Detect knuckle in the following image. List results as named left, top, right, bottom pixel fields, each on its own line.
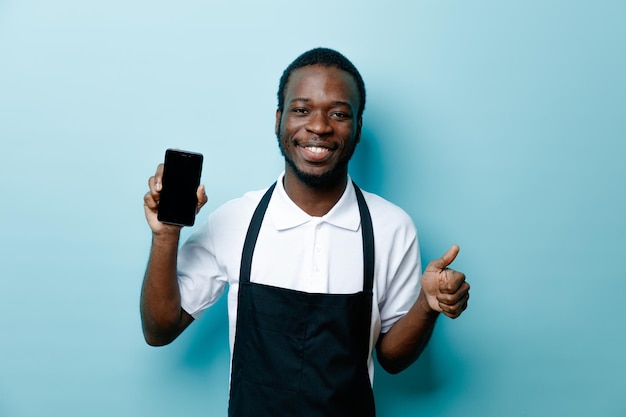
left=144, top=193, right=158, bottom=209
left=439, top=294, right=454, bottom=305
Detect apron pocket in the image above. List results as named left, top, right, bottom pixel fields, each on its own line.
left=242, top=309, right=307, bottom=392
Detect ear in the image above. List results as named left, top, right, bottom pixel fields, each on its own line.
left=275, top=109, right=282, bottom=136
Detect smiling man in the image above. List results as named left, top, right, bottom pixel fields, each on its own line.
left=141, top=48, right=470, bottom=417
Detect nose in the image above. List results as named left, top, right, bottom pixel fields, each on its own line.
left=306, top=111, right=333, bottom=136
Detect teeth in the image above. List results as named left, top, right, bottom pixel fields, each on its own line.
left=306, top=146, right=327, bottom=154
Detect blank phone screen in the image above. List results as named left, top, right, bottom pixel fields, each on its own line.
left=157, top=149, right=203, bottom=226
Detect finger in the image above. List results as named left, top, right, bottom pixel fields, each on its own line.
left=154, top=163, right=164, bottom=192
left=438, top=281, right=470, bottom=304
left=196, top=184, right=207, bottom=213
left=148, top=175, right=157, bottom=194
left=144, top=191, right=158, bottom=211
left=426, top=244, right=460, bottom=272
left=439, top=292, right=469, bottom=319
left=147, top=164, right=165, bottom=193
left=439, top=270, right=467, bottom=294
left=147, top=164, right=165, bottom=197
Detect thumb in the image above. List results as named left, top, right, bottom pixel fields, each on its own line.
left=426, top=245, right=460, bottom=271
left=196, top=184, right=208, bottom=213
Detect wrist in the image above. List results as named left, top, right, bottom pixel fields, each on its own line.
left=152, top=228, right=181, bottom=246
left=416, top=290, right=440, bottom=319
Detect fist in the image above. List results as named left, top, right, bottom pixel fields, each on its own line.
left=421, top=245, right=470, bottom=319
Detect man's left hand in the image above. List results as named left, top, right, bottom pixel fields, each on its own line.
left=421, top=245, right=470, bottom=319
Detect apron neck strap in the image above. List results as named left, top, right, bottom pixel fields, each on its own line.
left=352, top=181, right=375, bottom=294
left=239, top=182, right=277, bottom=285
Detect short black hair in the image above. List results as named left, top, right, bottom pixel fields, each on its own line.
left=277, top=47, right=366, bottom=120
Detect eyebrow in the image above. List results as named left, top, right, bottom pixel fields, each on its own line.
left=289, top=98, right=353, bottom=108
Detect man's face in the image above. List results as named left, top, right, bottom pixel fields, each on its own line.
left=276, top=65, right=362, bottom=187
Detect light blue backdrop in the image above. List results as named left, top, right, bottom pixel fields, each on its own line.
left=1, top=1, right=624, bottom=416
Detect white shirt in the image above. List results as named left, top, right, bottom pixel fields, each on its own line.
left=177, top=173, right=422, bottom=382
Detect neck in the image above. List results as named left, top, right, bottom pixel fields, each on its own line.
left=283, top=169, right=348, bottom=217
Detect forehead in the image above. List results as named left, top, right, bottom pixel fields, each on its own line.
left=285, top=65, right=360, bottom=106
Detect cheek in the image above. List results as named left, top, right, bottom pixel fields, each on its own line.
left=280, top=119, right=302, bottom=142
left=277, top=128, right=293, bottom=152
left=339, top=126, right=358, bottom=147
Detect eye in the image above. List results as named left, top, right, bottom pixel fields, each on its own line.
left=331, top=111, right=351, bottom=120
left=292, top=107, right=308, bottom=114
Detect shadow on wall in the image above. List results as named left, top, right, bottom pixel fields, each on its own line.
left=374, top=345, right=442, bottom=408
left=350, top=127, right=386, bottom=195
left=178, top=296, right=230, bottom=373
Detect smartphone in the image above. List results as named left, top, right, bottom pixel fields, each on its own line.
left=157, top=149, right=204, bottom=227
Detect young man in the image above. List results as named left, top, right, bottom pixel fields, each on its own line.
left=141, top=48, right=470, bottom=417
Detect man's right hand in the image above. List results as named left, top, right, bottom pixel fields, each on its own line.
left=143, top=163, right=208, bottom=235
left=141, top=163, right=204, bottom=346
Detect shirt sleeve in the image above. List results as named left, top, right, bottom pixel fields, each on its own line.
left=177, top=214, right=228, bottom=319
left=374, top=202, right=422, bottom=334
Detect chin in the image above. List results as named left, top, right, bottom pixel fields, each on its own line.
left=288, top=161, right=346, bottom=188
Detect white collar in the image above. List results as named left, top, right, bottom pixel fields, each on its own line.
left=268, top=172, right=361, bottom=232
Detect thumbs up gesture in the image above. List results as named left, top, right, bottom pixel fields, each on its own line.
left=421, top=245, right=470, bottom=319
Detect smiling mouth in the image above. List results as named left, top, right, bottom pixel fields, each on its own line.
left=298, top=144, right=334, bottom=162
left=305, top=146, right=329, bottom=154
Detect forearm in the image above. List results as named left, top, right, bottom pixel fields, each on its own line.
left=140, top=231, right=189, bottom=346
left=376, top=290, right=440, bottom=374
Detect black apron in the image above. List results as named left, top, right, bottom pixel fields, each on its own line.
left=228, top=182, right=376, bottom=417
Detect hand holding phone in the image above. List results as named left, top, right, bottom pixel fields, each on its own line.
left=157, top=149, right=204, bottom=227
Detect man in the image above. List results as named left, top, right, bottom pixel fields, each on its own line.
left=141, top=47, right=470, bottom=417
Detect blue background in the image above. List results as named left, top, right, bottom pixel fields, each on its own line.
left=1, top=1, right=625, bottom=416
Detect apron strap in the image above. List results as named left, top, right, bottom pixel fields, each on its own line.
left=239, top=182, right=276, bottom=285
left=352, top=181, right=375, bottom=294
